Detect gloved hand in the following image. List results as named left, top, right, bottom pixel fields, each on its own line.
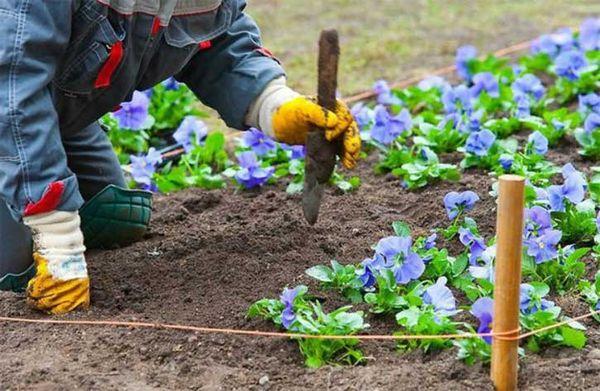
left=24, top=210, right=89, bottom=314
left=272, top=96, right=361, bottom=169
left=245, top=77, right=361, bottom=169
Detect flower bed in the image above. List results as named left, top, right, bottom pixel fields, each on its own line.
left=1, top=18, right=600, bottom=391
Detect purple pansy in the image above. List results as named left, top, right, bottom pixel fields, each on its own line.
left=443, top=190, right=480, bottom=220
left=524, top=229, right=562, bottom=264
left=499, top=154, right=514, bottom=171
left=547, top=174, right=585, bottom=212
left=442, top=85, right=473, bottom=114
left=113, top=91, right=150, bottom=130
left=470, top=72, right=499, bottom=98
left=456, top=45, right=477, bottom=81
left=512, top=74, right=545, bottom=102
left=242, top=128, right=277, bottom=156
left=351, top=102, right=375, bottom=131
left=459, top=227, right=487, bottom=265
left=471, top=297, right=494, bottom=344
left=465, top=129, right=496, bottom=156
left=530, top=28, right=574, bottom=58
left=370, top=105, right=412, bottom=145
left=554, top=50, right=588, bottom=81
left=172, top=116, right=208, bottom=152
left=373, top=80, right=401, bottom=105
left=579, top=93, right=600, bottom=117
left=585, top=113, right=600, bottom=134
left=280, top=143, right=306, bottom=160
left=525, top=206, right=552, bottom=235
left=234, top=151, right=274, bottom=189
left=469, top=245, right=495, bottom=282
left=162, top=77, right=180, bottom=90
left=422, top=277, right=457, bottom=317
left=514, top=93, right=531, bottom=119
left=519, top=284, right=555, bottom=315
left=280, top=286, right=302, bottom=329
left=423, top=233, right=437, bottom=251
left=417, top=75, right=451, bottom=91
left=528, top=131, right=548, bottom=155
left=130, top=147, right=162, bottom=188
left=579, top=18, right=600, bottom=51
left=374, top=236, right=425, bottom=284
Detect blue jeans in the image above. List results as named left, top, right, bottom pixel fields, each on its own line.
left=0, top=122, right=125, bottom=282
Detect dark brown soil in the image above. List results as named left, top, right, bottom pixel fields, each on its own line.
left=1, top=144, right=600, bottom=390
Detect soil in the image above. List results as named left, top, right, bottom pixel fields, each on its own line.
left=2, top=143, right=600, bottom=390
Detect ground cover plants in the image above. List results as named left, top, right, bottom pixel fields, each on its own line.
left=100, top=19, right=600, bottom=370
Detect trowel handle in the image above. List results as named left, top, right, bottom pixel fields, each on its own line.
left=317, top=30, right=340, bottom=112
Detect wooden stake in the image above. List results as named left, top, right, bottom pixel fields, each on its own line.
left=491, top=175, right=525, bottom=391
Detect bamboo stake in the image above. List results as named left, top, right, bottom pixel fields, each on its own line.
left=491, top=175, right=525, bottom=391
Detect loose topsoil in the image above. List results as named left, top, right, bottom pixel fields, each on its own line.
left=2, top=136, right=600, bottom=390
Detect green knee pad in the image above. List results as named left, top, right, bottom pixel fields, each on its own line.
left=80, top=185, right=153, bottom=249
left=0, top=264, right=35, bottom=293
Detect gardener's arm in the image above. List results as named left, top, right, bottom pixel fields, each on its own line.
left=175, top=0, right=360, bottom=168
left=0, top=2, right=89, bottom=314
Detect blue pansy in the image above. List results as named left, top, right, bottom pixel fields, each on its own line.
left=443, top=190, right=480, bottom=220
left=417, top=75, right=451, bottom=91
left=370, top=105, right=412, bottom=145
left=459, top=227, right=487, bottom=265
left=579, top=18, right=600, bottom=51
left=130, top=147, right=162, bottom=188
left=234, top=151, right=274, bottom=189
left=512, top=74, right=545, bottom=102
left=172, top=116, right=208, bottom=152
left=585, top=113, right=600, bottom=134
left=280, top=286, right=303, bottom=329
left=470, top=72, right=499, bottom=98
left=519, top=284, right=555, bottom=315
left=242, top=128, right=277, bottom=156
left=455, top=45, right=477, bottom=81
left=527, top=131, right=548, bottom=155
left=442, top=85, right=472, bottom=114
left=524, top=229, right=562, bottom=264
left=579, top=93, right=600, bottom=117
left=162, top=77, right=180, bottom=90
left=465, top=129, right=496, bottom=156
left=113, top=90, right=150, bottom=130
left=471, top=297, right=494, bottom=344
left=554, top=50, right=588, bottom=81
left=374, top=236, right=425, bottom=284
left=422, top=277, right=457, bottom=317
left=373, top=80, right=401, bottom=105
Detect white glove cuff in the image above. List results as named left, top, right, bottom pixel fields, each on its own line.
left=245, top=76, right=300, bottom=138
left=23, top=210, right=88, bottom=280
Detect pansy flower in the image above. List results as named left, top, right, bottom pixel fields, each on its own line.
left=234, top=151, right=274, bottom=189
left=470, top=72, right=499, bottom=98
left=578, top=93, right=600, bottom=118
left=471, top=297, right=494, bottom=344
left=579, top=18, right=600, bottom=51
left=422, top=277, right=457, bottom=317
left=373, top=80, right=401, bottom=106
left=519, top=284, right=555, bottom=315
left=374, top=236, right=425, bottom=284
left=554, top=50, right=588, bottom=81
left=130, top=147, right=162, bottom=189
left=172, top=116, right=208, bottom=152
left=113, top=90, right=150, bottom=130
left=512, top=74, right=545, bottom=102
left=242, top=128, right=277, bottom=156
left=417, top=75, right=451, bottom=91
left=370, top=105, right=412, bottom=145
left=465, top=129, right=496, bottom=156
left=280, top=286, right=303, bottom=329
left=524, top=229, right=562, bottom=264
left=442, top=85, right=473, bottom=114
left=443, top=190, right=480, bottom=220
left=527, top=131, right=548, bottom=155
left=455, top=45, right=477, bottom=81
left=459, top=227, right=487, bottom=265
left=585, top=113, right=600, bottom=134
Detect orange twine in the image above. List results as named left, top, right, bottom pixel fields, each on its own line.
left=0, top=309, right=597, bottom=342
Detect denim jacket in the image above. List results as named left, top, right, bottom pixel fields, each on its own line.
left=0, top=0, right=284, bottom=217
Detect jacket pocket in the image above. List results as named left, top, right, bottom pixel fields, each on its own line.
left=54, top=10, right=125, bottom=95
left=163, top=0, right=232, bottom=48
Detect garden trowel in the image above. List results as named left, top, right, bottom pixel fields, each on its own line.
left=302, top=29, right=342, bottom=225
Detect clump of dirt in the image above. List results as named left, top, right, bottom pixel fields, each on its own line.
left=1, top=148, right=599, bottom=390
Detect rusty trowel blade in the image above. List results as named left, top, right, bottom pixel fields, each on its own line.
left=301, top=29, right=340, bottom=225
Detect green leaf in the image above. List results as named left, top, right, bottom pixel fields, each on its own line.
left=560, top=327, right=586, bottom=349
left=305, top=265, right=334, bottom=282
left=392, top=221, right=411, bottom=237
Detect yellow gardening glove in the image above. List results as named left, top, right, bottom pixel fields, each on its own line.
left=23, top=210, right=90, bottom=315
left=272, top=96, right=361, bottom=169
left=27, top=253, right=90, bottom=315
